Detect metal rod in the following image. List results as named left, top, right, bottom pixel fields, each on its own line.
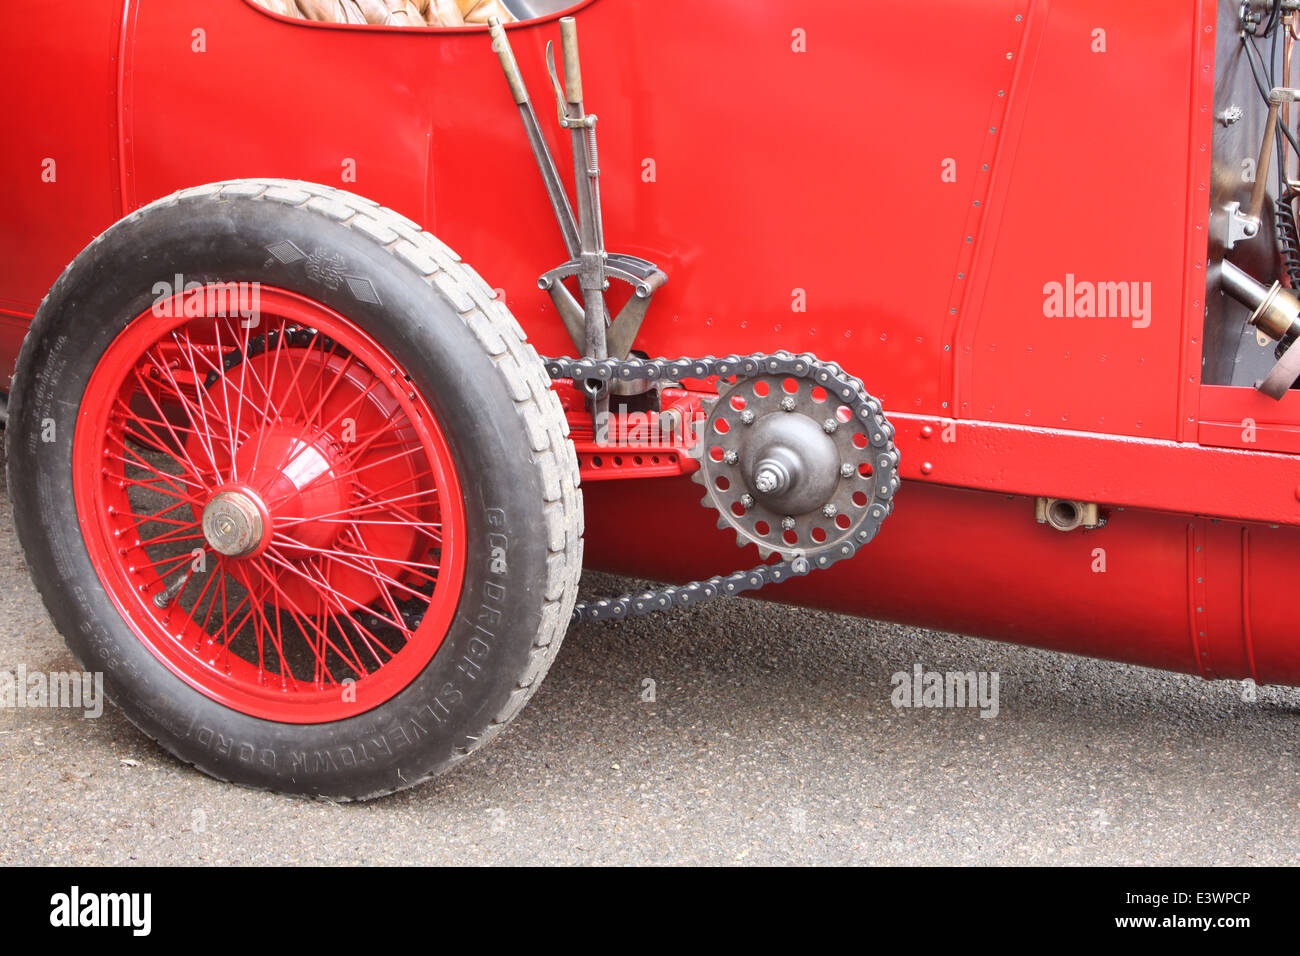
left=488, top=18, right=581, bottom=258
left=560, top=18, right=608, bottom=423
left=1249, top=99, right=1281, bottom=223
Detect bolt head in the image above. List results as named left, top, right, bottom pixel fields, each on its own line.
left=740, top=493, right=754, bottom=508
left=740, top=409, right=755, bottom=425
left=840, top=463, right=855, bottom=478
left=822, top=503, right=838, bottom=518
left=780, top=396, right=797, bottom=412
left=823, top=418, right=838, bottom=434
left=723, top=449, right=739, bottom=465
left=781, top=516, right=796, bottom=531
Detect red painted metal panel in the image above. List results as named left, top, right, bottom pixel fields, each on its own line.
left=9, top=0, right=1300, bottom=688
left=957, top=2, right=1201, bottom=439
left=0, top=1, right=125, bottom=375
left=1198, top=383, right=1300, bottom=452
left=126, top=1, right=433, bottom=226
left=890, top=411, right=1300, bottom=525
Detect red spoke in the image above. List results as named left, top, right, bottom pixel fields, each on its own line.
left=293, top=554, right=400, bottom=668
left=138, top=529, right=205, bottom=550
left=233, top=558, right=338, bottom=685
left=281, top=532, right=442, bottom=573
left=114, top=444, right=209, bottom=499
left=263, top=357, right=374, bottom=478
left=172, top=560, right=223, bottom=639
left=150, top=337, right=230, bottom=479
left=340, top=527, right=418, bottom=642
left=226, top=562, right=293, bottom=686
left=138, top=549, right=202, bottom=575
left=117, top=476, right=207, bottom=508
left=131, top=513, right=200, bottom=530
left=273, top=485, right=440, bottom=528
left=253, top=550, right=377, bottom=678
left=293, top=540, right=431, bottom=605
left=206, top=321, right=244, bottom=481
left=245, top=322, right=292, bottom=468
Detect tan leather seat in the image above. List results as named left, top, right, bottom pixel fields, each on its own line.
left=439, top=1, right=517, bottom=24
left=252, top=0, right=516, bottom=25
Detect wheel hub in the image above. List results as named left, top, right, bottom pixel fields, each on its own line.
left=740, top=412, right=839, bottom=515
left=237, top=425, right=353, bottom=552
left=201, top=490, right=266, bottom=557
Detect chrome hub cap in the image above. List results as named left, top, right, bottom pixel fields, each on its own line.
left=201, top=490, right=266, bottom=557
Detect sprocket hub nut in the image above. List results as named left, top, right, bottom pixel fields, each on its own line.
left=741, top=412, right=839, bottom=515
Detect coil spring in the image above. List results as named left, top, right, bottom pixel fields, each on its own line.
left=585, top=126, right=598, bottom=176
left=1277, top=195, right=1300, bottom=289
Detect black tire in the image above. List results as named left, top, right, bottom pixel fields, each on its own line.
left=6, top=178, right=582, bottom=800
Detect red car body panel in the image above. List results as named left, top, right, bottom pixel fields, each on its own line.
left=5, top=0, right=1297, bottom=684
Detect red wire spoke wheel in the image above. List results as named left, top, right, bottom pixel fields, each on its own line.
left=73, top=287, right=465, bottom=723
left=7, top=180, right=582, bottom=799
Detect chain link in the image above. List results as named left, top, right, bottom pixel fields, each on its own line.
left=544, top=352, right=900, bottom=623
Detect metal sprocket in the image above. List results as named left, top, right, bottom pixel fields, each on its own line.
left=690, top=368, right=886, bottom=561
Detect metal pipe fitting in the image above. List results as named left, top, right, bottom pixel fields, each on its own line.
left=1220, top=259, right=1300, bottom=341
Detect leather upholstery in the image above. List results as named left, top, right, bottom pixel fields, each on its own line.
left=252, top=0, right=516, bottom=25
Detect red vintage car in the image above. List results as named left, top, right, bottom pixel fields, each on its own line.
left=2, top=0, right=1295, bottom=799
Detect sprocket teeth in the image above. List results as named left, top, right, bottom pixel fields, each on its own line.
left=716, top=516, right=731, bottom=531
left=690, top=468, right=706, bottom=487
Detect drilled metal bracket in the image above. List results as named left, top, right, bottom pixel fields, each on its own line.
left=538, top=253, right=667, bottom=359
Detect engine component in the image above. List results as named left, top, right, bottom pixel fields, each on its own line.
left=544, top=352, right=900, bottom=623
left=1276, top=194, right=1300, bottom=288
left=1225, top=86, right=1300, bottom=249
left=1220, top=258, right=1300, bottom=396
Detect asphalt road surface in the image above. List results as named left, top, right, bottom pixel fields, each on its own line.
left=2, top=458, right=1299, bottom=865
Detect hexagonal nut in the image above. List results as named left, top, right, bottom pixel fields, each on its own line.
left=780, top=396, right=797, bottom=412
left=781, top=515, right=796, bottom=531
left=740, top=409, right=756, bottom=425
left=822, top=503, right=838, bottom=518
left=740, top=493, right=755, bottom=508
left=723, top=449, right=739, bottom=465
left=840, top=463, right=855, bottom=478
left=823, top=418, right=838, bottom=434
